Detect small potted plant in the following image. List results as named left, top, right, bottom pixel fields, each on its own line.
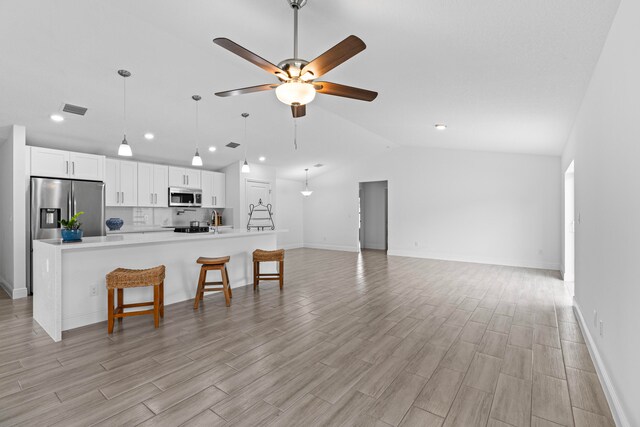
left=60, top=211, right=85, bottom=242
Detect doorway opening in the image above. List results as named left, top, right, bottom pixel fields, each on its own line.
left=564, top=161, right=575, bottom=295
left=359, top=181, right=388, bottom=253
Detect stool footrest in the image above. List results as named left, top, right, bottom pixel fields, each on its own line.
left=120, top=301, right=154, bottom=309
left=204, top=281, right=224, bottom=286
left=113, top=308, right=154, bottom=318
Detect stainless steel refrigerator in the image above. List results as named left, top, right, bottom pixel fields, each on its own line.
left=30, top=177, right=105, bottom=293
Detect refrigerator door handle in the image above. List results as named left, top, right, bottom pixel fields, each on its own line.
left=68, top=192, right=72, bottom=218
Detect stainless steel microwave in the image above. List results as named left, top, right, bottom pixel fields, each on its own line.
left=169, top=187, right=202, bottom=207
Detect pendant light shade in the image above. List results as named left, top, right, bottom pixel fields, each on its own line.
left=118, top=136, right=132, bottom=157
left=191, top=95, right=203, bottom=167
left=241, top=113, right=250, bottom=174
left=301, top=168, right=313, bottom=197
left=117, top=69, right=133, bottom=157
left=242, top=159, right=251, bottom=173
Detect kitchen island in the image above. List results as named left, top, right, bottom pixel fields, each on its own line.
left=33, top=229, right=284, bottom=341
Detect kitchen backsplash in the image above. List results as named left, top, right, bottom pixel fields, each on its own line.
left=105, top=207, right=228, bottom=227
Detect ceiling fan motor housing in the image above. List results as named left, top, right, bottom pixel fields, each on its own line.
left=287, top=0, right=307, bottom=9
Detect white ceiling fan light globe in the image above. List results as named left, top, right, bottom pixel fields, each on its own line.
left=275, top=81, right=316, bottom=106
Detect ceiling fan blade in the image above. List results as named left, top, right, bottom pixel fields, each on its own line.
left=213, top=38, right=287, bottom=79
left=315, top=82, right=378, bottom=102
left=215, top=84, right=279, bottom=97
left=291, top=104, right=306, bottom=118
left=300, top=35, right=366, bottom=79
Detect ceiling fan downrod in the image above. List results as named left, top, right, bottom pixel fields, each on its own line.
left=288, top=0, right=307, bottom=60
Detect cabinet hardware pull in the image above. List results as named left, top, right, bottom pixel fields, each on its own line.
left=72, top=162, right=75, bottom=175
left=150, top=193, right=153, bottom=204
left=65, top=161, right=69, bottom=174
left=154, top=193, right=157, bottom=204
left=116, top=191, right=119, bottom=204
left=121, top=191, right=124, bottom=204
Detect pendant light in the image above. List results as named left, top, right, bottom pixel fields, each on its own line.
left=117, top=69, right=133, bottom=157
left=241, top=113, right=250, bottom=173
left=301, top=168, right=313, bottom=197
left=191, top=95, right=203, bottom=167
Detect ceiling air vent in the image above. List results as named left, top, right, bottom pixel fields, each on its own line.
left=226, top=142, right=240, bottom=148
left=62, top=103, right=88, bottom=116
left=314, top=163, right=323, bottom=168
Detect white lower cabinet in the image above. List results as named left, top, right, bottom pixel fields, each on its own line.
left=105, top=159, right=137, bottom=207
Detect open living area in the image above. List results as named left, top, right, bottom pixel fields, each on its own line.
left=0, top=0, right=637, bottom=426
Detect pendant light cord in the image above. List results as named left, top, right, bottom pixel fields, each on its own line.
left=123, top=76, right=127, bottom=137
left=244, top=114, right=248, bottom=158
left=195, top=99, right=199, bottom=151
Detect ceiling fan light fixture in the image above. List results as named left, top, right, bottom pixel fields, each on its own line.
left=276, top=81, right=316, bottom=106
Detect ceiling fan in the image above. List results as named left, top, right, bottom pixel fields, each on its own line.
left=212, top=0, right=378, bottom=118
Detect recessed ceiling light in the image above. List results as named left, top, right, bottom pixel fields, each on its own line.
left=50, top=114, right=64, bottom=122
left=434, top=123, right=447, bottom=130
left=144, top=132, right=154, bottom=140
left=259, top=156, right=266, bottom=162
left=208, top=146, right=217, bottom=152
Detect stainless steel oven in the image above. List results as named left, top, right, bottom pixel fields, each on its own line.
left=169, top=187, right=202, bottom=207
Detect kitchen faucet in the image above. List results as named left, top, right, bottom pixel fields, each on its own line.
left=211, top=210, right=220, bottom=234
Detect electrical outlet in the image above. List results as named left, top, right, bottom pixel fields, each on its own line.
left=599, top=320, right=604, bottom=337
left=89, top=285, right=97, bottom=297
left=593, top=309, right=598, bottom=327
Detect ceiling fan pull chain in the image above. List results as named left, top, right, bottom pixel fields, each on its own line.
left=294, top=119, right=298, bottom=150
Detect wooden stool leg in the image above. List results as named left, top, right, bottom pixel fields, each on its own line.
left=254, top=261, right=260, bottom=290
left=117, top=288, right=124, bottom=323
left=107, top=288, right=114, bottom=334
left=153, top=285, right=160, bottom=328
left=159, top=281, right=164, bottom=318
left=225, top=266, right=232, bottom=298
left=279, top=260, right=284, bottom=290
left=221, top=267, right=231, bottom=307
left=194, top=266, right=206, bottom=309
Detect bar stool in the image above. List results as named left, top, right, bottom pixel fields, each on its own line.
left=105, top=265, right=165, bottom=334
left=253, top=249, right=285, bottom=290
left=194, top=256, right=232, bottom=308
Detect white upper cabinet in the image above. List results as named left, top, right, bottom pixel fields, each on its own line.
left=105, top=159, right=137, bottom=207
left=168, top=166, right=201, bottom=189
left=30, top=147, right=104, bottom=180
left=201, top=171, right=225, bottom=208
left=138, top=162, right=168, bottom=207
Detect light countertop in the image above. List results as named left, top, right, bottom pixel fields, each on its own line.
left=35, top=228, right=286, bottom=251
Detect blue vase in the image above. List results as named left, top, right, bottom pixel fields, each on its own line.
left=61, top=229, right=83, bottom=242
left=106, top=218, right=124, bottom=231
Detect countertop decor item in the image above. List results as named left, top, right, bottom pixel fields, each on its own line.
left=106, top=218, right=124, bottom=231
left=60, top=211, right=85, bottom=242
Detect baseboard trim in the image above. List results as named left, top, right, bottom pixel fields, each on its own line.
left=387, top=249, right=559, bottom=270
left=278, top=243, right=304, bottom=250
left=12, top=287, right=28, bottom=299
left=0, top=277, right=11, bottom=298
left=573, top=299, right=629, bottom=427
left=303, top=243, right=359, bottom=252
left=0, top=277, right=27, bottom=299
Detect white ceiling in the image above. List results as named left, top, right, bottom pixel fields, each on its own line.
left=0, top=0, right=619, bottom=180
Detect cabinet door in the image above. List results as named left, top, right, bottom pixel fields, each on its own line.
left=30, top=147, right=70, bottom=178
left=69, top=152, right=104, bottom=181
left=119, top=161, right=138, bottom=206
left=168, top=167, right=185, bottom=187
left=137, top=162, right=154, bottom=207
left=185, top=168, right=201, bottom=189
left=201, top=171, right=214, bottom=208
left=212, top=172, right=226, bottom=208
left=105, top=159, right=120, bottom=206
left=153, top=165, right=169, bottom=207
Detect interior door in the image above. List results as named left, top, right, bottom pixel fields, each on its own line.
left=246, top=180, right=271, bottom=208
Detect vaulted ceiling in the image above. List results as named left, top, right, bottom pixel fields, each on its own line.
left=0, top=0, right=620, bottom=179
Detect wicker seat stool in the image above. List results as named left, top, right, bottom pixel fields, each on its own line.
left=193, top=256, right=232, bottom=308
left=105, top=265, right=165, bottom=334
left=253, top=249, right=285, bottom=290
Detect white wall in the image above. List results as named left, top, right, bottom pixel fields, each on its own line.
left=360, top=181, right=387, bottom=250
left=275, top=178, right=304, bottom=249
left=0, top=125, right=28, bottom=299
left=560, top=0, right=636, bottom=424
left=304, top=147, right=560, bottom=269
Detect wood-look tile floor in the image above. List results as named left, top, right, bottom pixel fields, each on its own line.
left=0, top=249, right=615, bottom=426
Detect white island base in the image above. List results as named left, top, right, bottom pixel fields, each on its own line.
left=33, top=230, right=283, bottom=341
